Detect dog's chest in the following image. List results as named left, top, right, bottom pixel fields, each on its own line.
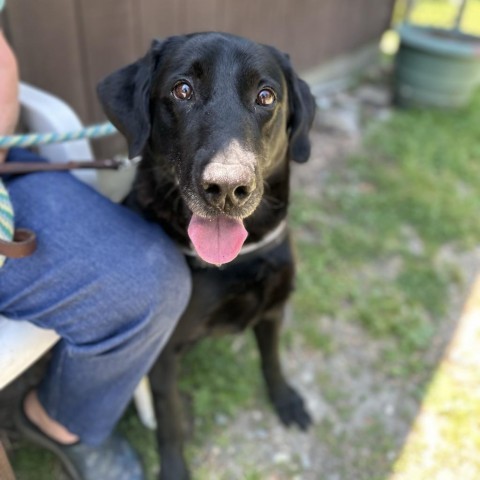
left=172, top=239, right=294, bottom=346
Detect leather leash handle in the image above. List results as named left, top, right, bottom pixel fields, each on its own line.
left=0, top=158, right=127, bottom=259
left=0, top=228, right=37, bottom=258
left=0, top=158, right=124, bottom=175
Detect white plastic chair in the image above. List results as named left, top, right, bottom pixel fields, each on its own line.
left=0, top=83, right=156, bottom=429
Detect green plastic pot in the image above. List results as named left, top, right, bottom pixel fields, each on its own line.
left=394, top=23, right=480, bottom=108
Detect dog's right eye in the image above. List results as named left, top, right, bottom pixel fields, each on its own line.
left=256, top=88, right=276, bottom=106
left=172, top=82, right=193, bottom=100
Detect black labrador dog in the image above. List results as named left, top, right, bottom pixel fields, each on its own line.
left=98, top=32, right=316, bottom=480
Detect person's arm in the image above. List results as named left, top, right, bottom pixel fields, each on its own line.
left=0, top=7, right=20, bottom=163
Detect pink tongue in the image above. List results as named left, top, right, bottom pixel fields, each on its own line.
left=188, top=214, right=248, bottom=265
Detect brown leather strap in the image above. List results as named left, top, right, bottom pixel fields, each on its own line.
left=0, top=228, right=37, bottom=258
left=0, top=158, right=124, bottom=175
left=0, top=158, right=127, bottom=259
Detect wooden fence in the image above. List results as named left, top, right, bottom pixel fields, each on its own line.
left=4, top=0, right=395, bottom=154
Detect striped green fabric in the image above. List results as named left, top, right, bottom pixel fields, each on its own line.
left=0, top=178, right=14, bottom=267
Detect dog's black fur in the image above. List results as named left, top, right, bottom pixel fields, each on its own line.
left=98, top=32, right=316, bottom=480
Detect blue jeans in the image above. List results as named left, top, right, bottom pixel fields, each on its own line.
left=0, top=148, right=191, bottom=445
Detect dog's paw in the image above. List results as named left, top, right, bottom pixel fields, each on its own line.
left=271, top=385, right=312, bottom=431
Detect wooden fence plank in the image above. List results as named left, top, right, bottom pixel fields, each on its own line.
left=221, top=0, right=289, bottom=47
left=3, top=0, right=395, bottom=158
left=75, top=0, right=142, bottom=156
left=5, top=0, right=89, bottom=120
left=76, top=0, right=141, bottom=120
left=180, top=0, right=222, bottom=34
left=138, top=0, right=181, bottom=48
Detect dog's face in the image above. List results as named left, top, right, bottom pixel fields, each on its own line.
left=98, top=33, right=315, bottom=265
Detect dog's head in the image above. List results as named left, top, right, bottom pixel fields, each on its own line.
left=98, top=33, right=316, bottom=265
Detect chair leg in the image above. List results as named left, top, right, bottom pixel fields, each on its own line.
left=0, top=439, right=16, bottom=480
left=133, top=376, right=157, bottom=430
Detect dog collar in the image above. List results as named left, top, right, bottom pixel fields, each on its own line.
left=181, top=219, right=288, bottom=265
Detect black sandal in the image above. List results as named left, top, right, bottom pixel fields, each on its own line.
left=15, top=400, right=145, bottom=480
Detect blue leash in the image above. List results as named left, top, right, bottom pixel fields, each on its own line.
left=0, top=121, right=119, bottom=265
left=0, top=122, right=118, bottom=148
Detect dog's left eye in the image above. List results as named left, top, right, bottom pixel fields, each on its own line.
left=256, top=88, right=276, bottom=106
left=172, top=82, right=194, bottom=100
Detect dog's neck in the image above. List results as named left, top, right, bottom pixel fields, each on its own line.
left=132, top=153, right=290, bottom=248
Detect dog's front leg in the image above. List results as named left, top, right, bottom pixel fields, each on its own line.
left=149, top=347, right=190, bottom=480
left=253, top=308, right=312, bottom=431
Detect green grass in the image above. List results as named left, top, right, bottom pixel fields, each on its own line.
left=10, top=446, right=64, bottom=480
left=179, top=336, right=260, bottom=423
left=292, top=88, right=480, bottom=376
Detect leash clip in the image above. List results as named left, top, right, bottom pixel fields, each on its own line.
left=115, top=155, right=142, bottom=170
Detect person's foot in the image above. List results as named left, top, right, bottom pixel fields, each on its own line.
left=16, top=391, right=145, bottom=480
left=24, top=390, right=79, bottom=444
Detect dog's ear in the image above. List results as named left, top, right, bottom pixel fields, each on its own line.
left=268, top=47, right=317, bottom=163
left=97, top=39, right=164, bottom=159
left=287, top=73, right=317, bottom=163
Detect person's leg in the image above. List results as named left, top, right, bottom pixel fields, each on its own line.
left=0, top=148, right=191, bottom=446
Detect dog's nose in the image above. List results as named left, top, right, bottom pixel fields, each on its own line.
left=201, top=163, right=256, bottom=209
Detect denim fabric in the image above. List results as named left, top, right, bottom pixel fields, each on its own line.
left=0, top=148, right=191, bottom=445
